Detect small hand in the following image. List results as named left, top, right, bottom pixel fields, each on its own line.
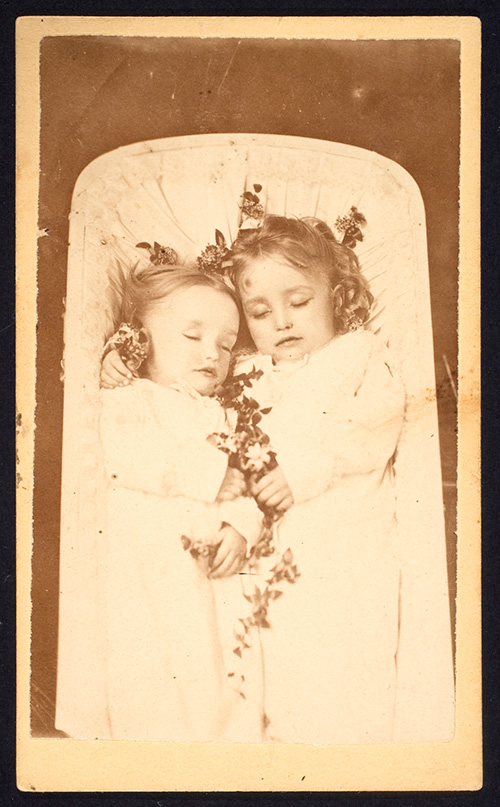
left=209, top=525, right=247, bottom=578
left=101, top=349, right=134, bottom=389
left=250, top=465, right=294, bottom=513
left=216, top=467, right=247, bottom=502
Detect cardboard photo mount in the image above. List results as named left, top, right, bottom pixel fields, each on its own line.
left=16, top=15, right=481, bottom=792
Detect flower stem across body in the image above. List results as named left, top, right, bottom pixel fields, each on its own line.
left=213, top=367, right=300, bottom=658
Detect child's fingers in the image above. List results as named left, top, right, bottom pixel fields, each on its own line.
left=223, top=480, right=246, bottom=497
left=232, top=479, right=247, bottom=496
left=104, top=353, right=133, bottom=379
left=257, top=484, right=294, bottom=509
left=100, top=373, right=131, bottom=389
left=226, top=467, right=245, bottom=483
left=223, top=557, right=245, bottom=577
left=255, top=480, right=281, bottom=501
left=260, top=491, right=289, bottom=510
left=216, top=469, right=247, bottom=502
left=110, top=352, right=133, bottom=376
left=210, top=543, right=230, bottom=573
left=210, top=551, right=236, bottom=578
left=101, top=370, right=123, bottom=386
left=233, top=554, right=247, bottom=573
left=276, top=493, right=294, bottom=512
left=251, top=474, right=276, bottom=496
left=211, top=552, right=244, bottom=578
left=217, top=482, right=245, bottom=502
left=100, top=375, right=116, bottom=388
left=111, top=365, right=133, bottom=382
left=100, top=362, right=132, bottom=386
left=254, top=490, right=273, bottom=507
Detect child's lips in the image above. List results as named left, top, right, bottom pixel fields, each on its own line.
left=276, top=335, right=302, bottom=347
left=196, top=367, right=216, bottom=377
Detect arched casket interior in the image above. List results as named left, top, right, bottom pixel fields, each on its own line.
left=56, top=134, right=454, bottom=741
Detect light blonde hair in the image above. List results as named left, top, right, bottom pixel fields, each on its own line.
left=124, top=262, right=240, bottom=325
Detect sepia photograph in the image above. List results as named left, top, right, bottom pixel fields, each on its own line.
left=16, top=16, right=480, bottom=791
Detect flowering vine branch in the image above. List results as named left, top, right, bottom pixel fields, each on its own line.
left=213, top=367, right=300, bottom=657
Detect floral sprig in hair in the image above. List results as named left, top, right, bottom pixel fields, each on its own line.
left=334, top=206, right=367, bottom=249
left=197, top=184, right=265, bottom=276
left=197, top=229, right=232, bottom=276
left=135, top=241, right=178, bottom=266
left=240, top=184, right=264, bottom=223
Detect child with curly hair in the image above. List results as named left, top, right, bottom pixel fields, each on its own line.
left=227, top=216, right=405, bottom=743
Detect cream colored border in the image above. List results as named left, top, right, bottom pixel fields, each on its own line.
left=16, top=16, right=481, bottom=792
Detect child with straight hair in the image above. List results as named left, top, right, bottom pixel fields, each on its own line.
left=93, top=262, right=266, bottom=742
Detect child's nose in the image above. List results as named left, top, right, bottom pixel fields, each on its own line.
left=202, top=339, right=219, bottom=362
left=274, top=307, right=293, bottom=331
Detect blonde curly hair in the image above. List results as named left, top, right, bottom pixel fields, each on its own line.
left=230, top=215, right=373, bottom=335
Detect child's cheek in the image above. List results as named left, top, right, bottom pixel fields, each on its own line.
left=248, top=320, right=266, bottom=349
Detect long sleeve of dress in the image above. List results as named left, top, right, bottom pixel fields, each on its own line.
left=99, top=384, right=228, bottom=502
left=265, top=338, right=405, bottom=505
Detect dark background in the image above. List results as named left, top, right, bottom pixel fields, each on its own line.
left=32, top=35, right=460, bottom=736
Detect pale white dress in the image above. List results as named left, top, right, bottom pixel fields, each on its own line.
left=98, top=378, right=263, bottom=741
left=237, top=329, right=406, bottom=744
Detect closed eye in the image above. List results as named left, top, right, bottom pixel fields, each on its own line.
left=183, top=333, right=201, bottom=341
left=291, top=299, right=311, bottom=308
left=251, top=310, right=271, bottom=320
